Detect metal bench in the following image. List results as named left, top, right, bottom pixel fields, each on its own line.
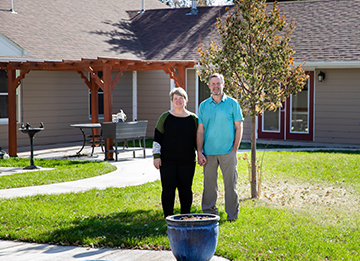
left=101, top=121, right=148, bottom=161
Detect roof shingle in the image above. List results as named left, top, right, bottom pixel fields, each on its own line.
left=2, top=0, right=360, bottom=63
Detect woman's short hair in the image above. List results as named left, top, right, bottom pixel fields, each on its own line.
left=169, top=87, right=188, bottom=101
left=209, top=73, right=225, bottom=84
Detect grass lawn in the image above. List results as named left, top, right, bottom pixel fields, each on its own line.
left=0, top=158, right=116, bottom=189
left=0, top=150, right=359, bottom=260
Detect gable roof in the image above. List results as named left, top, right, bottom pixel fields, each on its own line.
left=1, top=0, right=360, bottom=66
left=129, top=0, right=360, bottom=64
left=0, top=0, right=168, bottom=61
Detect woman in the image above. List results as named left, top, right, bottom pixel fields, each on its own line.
left=153, top=87, right=198, bottom=218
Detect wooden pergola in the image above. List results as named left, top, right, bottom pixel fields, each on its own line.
left=0, top=57, right=196, bottom=157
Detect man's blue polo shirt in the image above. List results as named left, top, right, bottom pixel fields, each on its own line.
left=198, top=94, right=243, bottom=155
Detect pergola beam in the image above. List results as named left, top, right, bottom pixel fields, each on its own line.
left=0, top=58, right=196, bottom=157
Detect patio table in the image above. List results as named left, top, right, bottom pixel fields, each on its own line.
left=70, top=123, right=102, bottom=156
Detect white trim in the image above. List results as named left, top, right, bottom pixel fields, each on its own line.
left=16, top=70, right=21, bottom=123
left=132, top=71, right=137, bottom=121
left=313, top=71, right=317, bottom=142
left=295, top=61, right=360, bottom=69
left=0, top=34, right=29, bottom=56
left=284, top=102, right=287, bottom=140
left=0, top=57, right=62, bottom=62
left=195, top=71, right=199, bottom=115
left=0, top=69, right=21, bottom=124
left=255, top=115, right=258, bottom=140
left=289, top=78, right=310, bottom=135
left=170, top=78, right=175, bottom=109
left=88, top=71, right=104, bottom=120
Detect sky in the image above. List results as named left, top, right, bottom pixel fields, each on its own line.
left=212, top=0, right=232, bottom=5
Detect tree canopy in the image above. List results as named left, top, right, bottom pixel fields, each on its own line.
left=198, top=0, right=307, bottom=198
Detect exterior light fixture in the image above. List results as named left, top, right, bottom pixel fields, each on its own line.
left=318, top=71, right=325, bottom=82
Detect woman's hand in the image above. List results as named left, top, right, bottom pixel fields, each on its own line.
left=197, top=152, right=207, bottom=166
left=153, top=158, right=161, bottom=169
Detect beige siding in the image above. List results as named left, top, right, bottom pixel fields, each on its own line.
left=314, top=69, right=360, bottom=144
left=242, top=117, right=252, bottom=141
left=0, top=70, right=136, bottom=150
left=0, top=124, right=7, bottom=148
left=23, top=71, right=90, bottom=146
left=137, top=70, right=171, bottom=137
left=186, top=69, right=197, bottom=113
left=112, top=71, right=133, bottom=119
left=5, top=70, right=91, bottom=148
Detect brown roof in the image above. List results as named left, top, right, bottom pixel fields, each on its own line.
left=0, top=0, right=168, bottom=61
left=129, top=0, right=360, bottom=62
left=128, top=6, right=229, bottom=61
left=1, top=0, right=360, bottom=63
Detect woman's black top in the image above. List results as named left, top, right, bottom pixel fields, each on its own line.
left=153, top=111, right=198, bottom=164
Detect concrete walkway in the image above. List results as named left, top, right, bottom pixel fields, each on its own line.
left=0, top=145, right=229, bottom=261
left=0, top=155, right=159, bottom=199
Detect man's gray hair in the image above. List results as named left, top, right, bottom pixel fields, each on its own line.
left=209, top=73, right=225, bottom=84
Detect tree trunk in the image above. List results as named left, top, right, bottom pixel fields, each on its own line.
left=251, top=115, right=258, bottom=198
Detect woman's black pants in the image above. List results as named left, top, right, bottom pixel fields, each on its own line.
left=159, top=160, right=195, bottom=218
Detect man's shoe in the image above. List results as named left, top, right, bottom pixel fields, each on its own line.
left=227, top=217, right=238, bottom=222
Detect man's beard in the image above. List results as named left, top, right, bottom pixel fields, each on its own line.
left=211, top=88, right=222, bottom=96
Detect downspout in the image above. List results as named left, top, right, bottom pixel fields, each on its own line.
left=10, top=0, right=17, bottom=14
left=187, top=0, right=198, bottom=15
left=139, top=0, right=145, bottom=13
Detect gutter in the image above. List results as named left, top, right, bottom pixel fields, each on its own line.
left=0, top=57, right=64, bottom=62
left=295, top=61, right=360, bottom=69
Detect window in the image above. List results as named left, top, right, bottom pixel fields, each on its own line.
left=290, top=79, right=309, bottom=133
left=0, top=70, right=8, bottom=123
left=89, top=71, right=104, bottom=119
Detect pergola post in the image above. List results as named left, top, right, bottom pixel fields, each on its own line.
left=90, top=74, right=99, bottom=138
left=177, top=65, right=187, bottom=91
left=8, top=69, right=17, bottom=157
left=103, top=64, right=113, bottom=160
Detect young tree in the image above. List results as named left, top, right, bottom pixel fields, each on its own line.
left=198, top=0, right=307, bottom=198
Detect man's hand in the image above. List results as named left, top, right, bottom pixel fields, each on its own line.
left=153, top=158, right=161, bottom=169
left=197, top=152, right=207, bottom=166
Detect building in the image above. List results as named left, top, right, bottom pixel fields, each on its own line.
left=1, top=0, right=359, bottom=157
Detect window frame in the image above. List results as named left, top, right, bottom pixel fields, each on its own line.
left=0, top=69, right=21, bottom=125
left=88, top=71, right=104, bottom=120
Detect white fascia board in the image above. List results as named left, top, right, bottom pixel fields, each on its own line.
left=0, top=57, right=62, bottom=62
left=294, top=61, right=360, bottom=69
left=196, top=61, right=360, bottom=70
left=0, top=33, right=29, bottom=56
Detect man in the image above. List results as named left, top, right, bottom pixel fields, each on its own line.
left=197, top=73, right=243, bottom=221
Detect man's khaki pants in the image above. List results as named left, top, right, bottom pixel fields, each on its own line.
left=201, top=150, right=239, bottom=220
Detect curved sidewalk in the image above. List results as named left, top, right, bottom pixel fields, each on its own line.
left=0, top=156, right=159, bottom=199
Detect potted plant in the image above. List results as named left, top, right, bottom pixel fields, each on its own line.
left=165, top=213, right=220, bottom=261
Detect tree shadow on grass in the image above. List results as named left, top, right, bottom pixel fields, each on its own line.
left=45, top=209, right=168, bottom=249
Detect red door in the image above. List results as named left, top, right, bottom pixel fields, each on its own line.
left=258, top=71, right=314, bottom=141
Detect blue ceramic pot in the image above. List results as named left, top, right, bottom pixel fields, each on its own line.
left=165, top=213, right=220, bottom=261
